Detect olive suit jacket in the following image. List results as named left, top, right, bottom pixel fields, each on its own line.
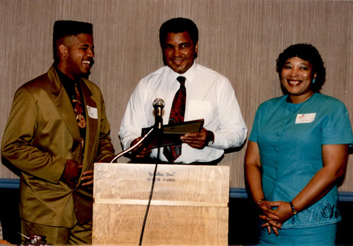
left=1, top=66, right=115, bottom=228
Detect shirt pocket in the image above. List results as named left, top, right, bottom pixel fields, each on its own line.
left=186, top=100, right=215, bottom=124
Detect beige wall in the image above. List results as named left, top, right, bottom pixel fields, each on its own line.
left=1, top=0, right=353, bottom=191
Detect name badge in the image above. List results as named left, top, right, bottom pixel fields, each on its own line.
left=87, top=105, right=98, bottom=119
left=295, top=113, right=316, bottom=124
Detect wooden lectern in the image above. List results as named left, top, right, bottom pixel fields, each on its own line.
left=92, top=163, right=229, bottom=246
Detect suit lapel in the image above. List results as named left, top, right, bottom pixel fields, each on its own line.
left=80, top=80, right=98, bottom=168
left=48, top=67, right=82, bottom=145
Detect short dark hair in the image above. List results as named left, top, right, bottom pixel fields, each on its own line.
left=159, top=17, right=199, bottom=47
left=53, top=20, right=93, bottom=63
left=276, top=43, right=326, bottom=93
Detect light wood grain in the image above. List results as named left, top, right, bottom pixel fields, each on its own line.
left=1, top=0, right=353, bottom=192
left=94, top=199, right=228, bottom=207
left=93, top=164, right=229, bottom=245
left=94, top=163, right=229, bottom=203
left=93, top=204, right=228, bottom=245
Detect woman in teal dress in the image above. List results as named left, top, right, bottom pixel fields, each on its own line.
left=245, top=43, right=353, bottom=245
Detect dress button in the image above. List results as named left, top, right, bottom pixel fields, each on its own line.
left=275, top=147, right=279, bottom=152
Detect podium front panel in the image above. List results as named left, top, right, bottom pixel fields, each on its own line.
left=93, top=163, right=229, bottom=245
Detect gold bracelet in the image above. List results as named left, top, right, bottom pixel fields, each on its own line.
left=257, top=198, right=265, bottom=205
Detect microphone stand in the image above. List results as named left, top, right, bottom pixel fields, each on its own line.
left=110, top=98, right=165, bottom=245
left=139, top=123, right=163, bottom=246
left=109, top=125, right=163, bottom=246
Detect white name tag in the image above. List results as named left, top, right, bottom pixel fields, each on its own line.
left=295, top=113, right=316, bottom=124
left=87, top=105, right=98, bottom=119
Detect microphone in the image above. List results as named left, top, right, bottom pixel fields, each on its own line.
left=153, top=98, right=165, bottom=130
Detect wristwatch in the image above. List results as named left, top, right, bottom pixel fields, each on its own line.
left=290, top=201, right=298, bottom=215
left=206, top=131, right=214, bottom=147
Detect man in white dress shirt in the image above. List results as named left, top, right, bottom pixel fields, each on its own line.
left=119, top=17, right=247, bottom=164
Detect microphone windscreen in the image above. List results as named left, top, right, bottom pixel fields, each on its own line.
left=153, top=98, right=165, bottom=108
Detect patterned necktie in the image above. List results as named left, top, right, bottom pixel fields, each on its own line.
left=72, top=82, right=86, bottom=158
left=163, top=76, right=186, bottom=162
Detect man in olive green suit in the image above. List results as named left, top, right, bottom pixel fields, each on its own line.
left=1, top=20, right=115, bottom=245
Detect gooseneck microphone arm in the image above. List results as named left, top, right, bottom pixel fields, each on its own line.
left=153, top=98, right=165, bottom=131
left=152, top=98, right=165, bottom=159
